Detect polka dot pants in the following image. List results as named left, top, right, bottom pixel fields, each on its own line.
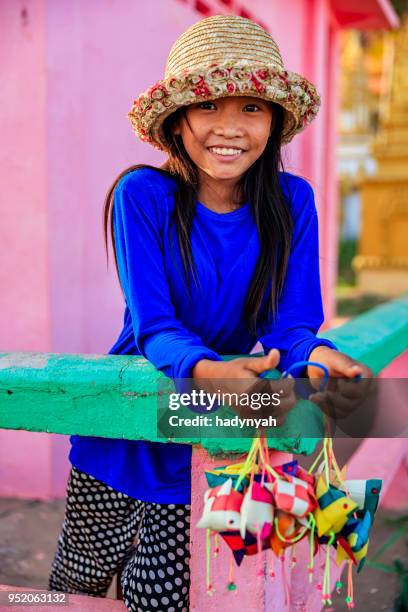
left=48, top=467, right=191, bottom=611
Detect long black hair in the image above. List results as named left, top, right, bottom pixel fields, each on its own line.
left=103, top=101, right=294, bottom=337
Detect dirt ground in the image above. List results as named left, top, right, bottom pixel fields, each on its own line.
left=0, top=494, right=406, bottom=611
left=0, top=497, right=118, bottom=600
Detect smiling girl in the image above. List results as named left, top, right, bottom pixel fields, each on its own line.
left=49, top=15, right=371, bottom=612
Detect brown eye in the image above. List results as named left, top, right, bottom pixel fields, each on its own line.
left=198, top=101, right=216, bottom=110
left=244, top=104, right=260, bottom=112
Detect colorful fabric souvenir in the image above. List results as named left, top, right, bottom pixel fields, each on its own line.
left=205, top=462, right=250, bottom=492
left=345, top=479, right=382, bottom=523
left=206, top=462, right=247, bottom=476
left=272, top=475, right=317, bottom=524
left=313, top=476, right=359, bottom=537
left=273, top=460, right=315, bottom=487
left=220, top=528, right=271, bottom=566
left=240, top=481, right=274, bottom=539
left=270, top=510, right=306, bottom=557
left=197, top=478, right=243, bottom=531
left=336, top=511, right=372, bottom=572
left=197, top=427, right=383, bottom=609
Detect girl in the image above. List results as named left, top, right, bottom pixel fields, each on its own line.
left=49, top=14, right=371, bottom=612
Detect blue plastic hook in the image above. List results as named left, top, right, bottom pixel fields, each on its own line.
left=282, top=360, right=329, bottom=392
left=258, top=359, right=330, bottom=400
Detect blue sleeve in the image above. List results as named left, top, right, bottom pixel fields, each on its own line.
left=257, top=176, right=338, bottom=376
left=112, top=170, right=223, bottom=379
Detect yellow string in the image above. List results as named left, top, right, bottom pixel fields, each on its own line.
left=308, top=513, right=316, bottom=582
left=322, top=531, right=335, bottom=604
left=228, top=555, right=235, bottom=583
left=260, top=436, right=274, bottom=483
left=249, top=439, right=261, bottom=486
left=234, top=437, right=260, bottom=491
left=308, top=445, right=325, bottom=475
left=206, top=529, right=213, bottom=594
left=250, top=440, right=260, bottom=482
left=274, top=517, right=309, bottom=544
left=323, top=438, right=330, bottom=487
left=256, top=436, right=265, bottom=463
left=347, top=560, right=354, bottom=606
left=262, top=435, right=269, bottom=458
left=235, top=435, right=287, bottom=492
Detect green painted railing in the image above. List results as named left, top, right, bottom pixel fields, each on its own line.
left=0, top=295, right=407, bottom=456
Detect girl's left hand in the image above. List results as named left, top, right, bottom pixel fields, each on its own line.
left=307, top=345, right=373, bottom=381
left=306, top=345, right=374, bottom=420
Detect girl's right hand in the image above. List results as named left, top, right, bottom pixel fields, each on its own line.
left=192, top=349, right=296, bottom=421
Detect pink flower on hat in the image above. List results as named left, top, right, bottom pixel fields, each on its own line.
left=148, top=84, right=168, bottom=100
left=250, top=75, right=266, bottom=94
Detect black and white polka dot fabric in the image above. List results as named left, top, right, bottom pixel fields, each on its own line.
left=49, top=467, right=191, bottom=611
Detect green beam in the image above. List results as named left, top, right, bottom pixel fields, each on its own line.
left=0, top=351, right=318, bottom=456
left=322, top=294, right=408, bottom=375
left=0, top=295, right=407, bottom=456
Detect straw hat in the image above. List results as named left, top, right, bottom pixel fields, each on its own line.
left=127, top=15, right=321, bottom=151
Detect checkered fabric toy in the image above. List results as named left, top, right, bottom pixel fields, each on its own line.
left=272, top=475, right=317, bottom=523
left=196, top=478, right=243, bottom=531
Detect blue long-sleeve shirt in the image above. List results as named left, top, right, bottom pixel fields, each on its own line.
left=69, top=167, right=337, bottom=503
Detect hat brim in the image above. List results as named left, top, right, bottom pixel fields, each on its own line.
left=128, top=62, right=321, bottom=151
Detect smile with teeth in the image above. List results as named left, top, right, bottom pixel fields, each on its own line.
left=208, top=146, right=244, bottom=156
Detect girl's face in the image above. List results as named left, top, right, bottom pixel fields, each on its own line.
left=172, top=96, right=275, bottom=184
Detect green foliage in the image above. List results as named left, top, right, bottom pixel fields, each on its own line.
left=337, top=293, right=389, bottom=317
left=337, top=238, right=389, bottom=317
left=338, top=239, right=357, bottom=286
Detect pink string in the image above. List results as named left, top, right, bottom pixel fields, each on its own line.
left=257, top=525, right=264, bottom=576
left=281, top=553, right=290, bottom=607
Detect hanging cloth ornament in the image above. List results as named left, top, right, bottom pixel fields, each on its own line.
left=195, top=359, right=381, bottom=609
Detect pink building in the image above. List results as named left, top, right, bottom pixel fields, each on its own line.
left=0, top=0, right=398, bottom=498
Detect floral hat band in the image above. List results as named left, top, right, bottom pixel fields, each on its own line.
left=127, top=15, right=321, bottom=151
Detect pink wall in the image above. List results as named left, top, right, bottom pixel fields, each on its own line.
left=0, top=0, right=55, bottom=499
left=0, top=0, right=395, bottom=498
left=0, top=0, right=201, bottom=499
left=0, top=0, right=50, bottom=352
left=46, top=0, right=202, bottom=356
left=267, top=0, right=340, bottom=324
